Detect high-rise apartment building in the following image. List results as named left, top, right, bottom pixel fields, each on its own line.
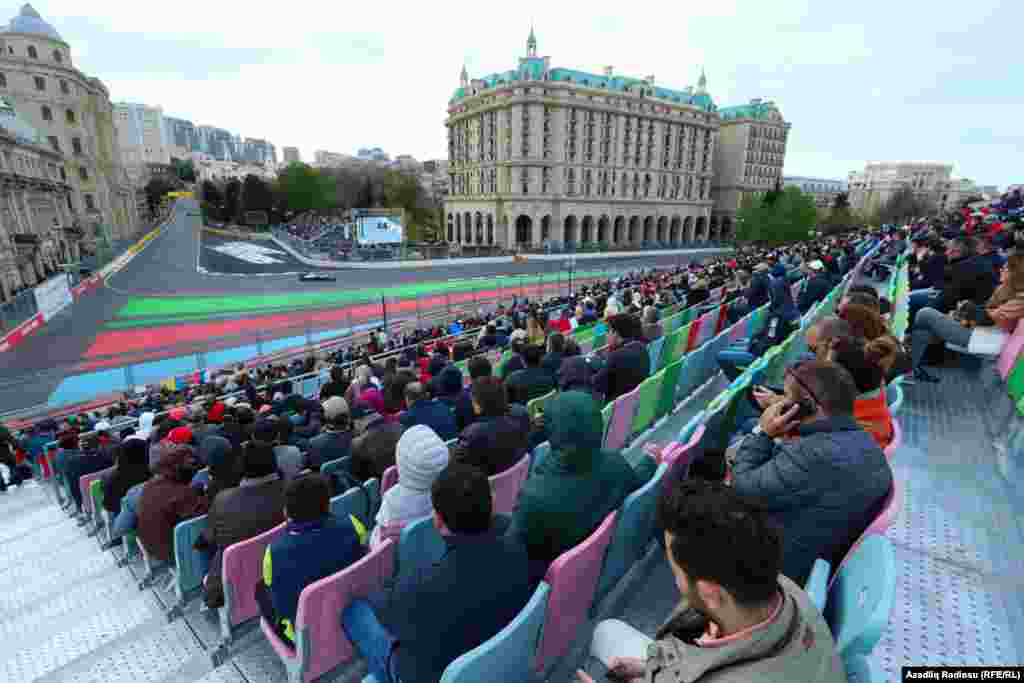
left=443, top=30, right=787, bottom=249
left=713, top=99, right=790, bottom=215
left=113, top=101, right=170, bottom=185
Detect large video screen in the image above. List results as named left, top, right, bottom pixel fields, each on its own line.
left=356, top=214, right=404, bottom=245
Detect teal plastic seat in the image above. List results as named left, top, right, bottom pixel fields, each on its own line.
left=396, top=516, right=448, bottom=577
left=824, top=534, right=897, bottom=658
left=803, top=558, right=830, bottom=613
left=170, top=515, right=210, bottom=617
left=329, top=485, right=376, bottom=535
left=320, top=455, right=351, bottom=479
left=844, top=654, right=884, bottom=683
left=592, top=463, right=667, bottom=610
left=530, top=442, right=551, bottom=475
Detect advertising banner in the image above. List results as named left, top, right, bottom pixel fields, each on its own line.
left=33, top=274, right=73, bottom=322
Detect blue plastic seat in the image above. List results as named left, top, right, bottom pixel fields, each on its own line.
left=319, top=455, right=351, bottom=478
left=530, top=442, right=551, bottom=475
left=170, top=515, right=210, bottom=618
left=844, top=654, right=884, bottom=683
left=803, top=558, right=830, bottom=613
left=593, top=463, right=667, bottom=610
left=824, top=534, right=897, bottom=658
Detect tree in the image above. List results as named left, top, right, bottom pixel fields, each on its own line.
left=241, top=174, right=274, bottom=215
left=832, top=191, right=850, bottom=210
left=223, top=178, right=242, bottom=223
left=170, top=157, right=197, bottom=183
left=144, top=176, right=176, bottom=217
left=735, top=187, right=817, bottom=245
left=274, top=163, right=331, bottom=220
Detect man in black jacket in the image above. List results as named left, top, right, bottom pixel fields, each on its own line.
left=505, top=345, right=556, bottom=406
left=593, top=314, right=650, bottom=403
left=935, top=238, right=996, bottom=313
left=796, top=260, right=831, bottom=314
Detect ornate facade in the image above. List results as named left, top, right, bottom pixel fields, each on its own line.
left=443, top=31, right=791, bottom=250
left=712, top=99, right=791, bottom=218
left=0, top=4, right=137, bottom=243
left=0, top=95, right=80, bottom=303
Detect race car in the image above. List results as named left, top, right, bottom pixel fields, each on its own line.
left=299, top=272, right=337, bottom=282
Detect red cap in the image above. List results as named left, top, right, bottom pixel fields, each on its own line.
left=168, top=407, right=187, bottom=421
left=207, top=402, right=226, bottom=424
left=167, top=426, right=192, bottom=444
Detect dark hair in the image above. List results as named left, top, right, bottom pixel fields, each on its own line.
left=658, top=480, right=780, bottom=605
left=468, top=354, right=492, bottom=379
left=839, top=304, right=888, bottom=340
left=431, top=464, right=492, bottom=534
left=843, top=292, right=881, bottom=312
left=285, top=473, right=331, bottom=522
left=383, top=370, right=417, bottom=413
left=242, top=441, right=278, bottom=478
left=548, top=333, right=565, bottom=354
left=471, top=376, right=507, bottom=417
left=846, top=284, right=880, bottom=300
left=824, top=336, right=885, bottom=393
left=609, top=313, right=642, bottom=340
left=522, top=344, right=544, bottom=367
left=404, top=381, right=427, bottom=405
left=787, top=360, right=858, bottom=416
left=564, top=338, right=581, bottom=357
left=276, top=417, right=294, bottom=442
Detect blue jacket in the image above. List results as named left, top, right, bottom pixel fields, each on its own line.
left=306, top=429, right=353, bottom=470
left=797, top=274, right=831, bottom=314
left=731, top=416, right=893, bottom=584
left=369, top=515, right=533, bottom=683
left=400, top=399, right=458, bottom=441
left=112, top=481, right=146, bottom=538
left=263, top=516, right=364, bottom=641
left=767, top=272, right=800, bottom=323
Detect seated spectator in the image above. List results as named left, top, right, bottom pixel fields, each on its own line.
left=342, top=463, right=534, bottom=683
left=370, top=425, right=449, bottom=547
left=400, top=381, right=458, bottom=441
left=731, top=361, right=892, bottom=584
left=306, top=397, right=353, bottom=470
left=908, top=235, right=947, bottom=321
left=274, top=419, right=305, bottom=479
left=510, top=391, right=657, bottom=582
left=593, top=314, right=650, bottom=402
left=581, top=480, right=844, bottom=683
left=199, top=442, right=286, bottom=608
left=823, top=336, right=897, bottom=449
left=641, top=305, right=663, bottom=341
left=934, top=237, right=997, bottom=313
left=838, top=304, right=911, bottom=381
left=455, top=355, right=492, bottom=431
left=527, top=312, right=547, bottom=346
left=427, top=364, right=464, bottom=414
left=63, top=425, right=118, bottom=513
left=102, top=439, right=151, bottom=518
left=451, top=377, right=529, bottom=476
left=136, top=444, right=208, bottom=564
left=910, top=252, right=1024, bottom=383
left=797, top=260, right=831, bottom=313
left=505, top=344, right=556, bottom=406
left=499, top=330, right=529, bottom=379
left=557, top=355, right=596, bottom=394
left=541, top=332, right=566, bottom=378
left=194, top=435, right=240, bottom=500
left=345, top=365, right=378, bottom=407
left=256, top=473, right=365, bottom=644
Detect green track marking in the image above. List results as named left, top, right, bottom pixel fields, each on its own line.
left=116, top=269, right=610, bottom=320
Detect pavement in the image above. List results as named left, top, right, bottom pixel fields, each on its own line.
left=0, top=198, right=732, bottom=415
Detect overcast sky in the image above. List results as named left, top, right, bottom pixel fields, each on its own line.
left=27, top=0, right=1021, bottom=188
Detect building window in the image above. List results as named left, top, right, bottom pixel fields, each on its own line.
left=84, top=194, right=96, bottom=211
left=41, top=105, right=52, bottom=121
left=59, top=166, right=66, bottom=181
left=0, top=73, right=5, bottom=88
left=66, top=109, right=76, bottom=124
left=47, top=135, right=59, bottom=152
left=27, top=45, right=37, bottom=59
left=66, top=194, right=73, bottom=211
left=60, top=79, right=69, bottom=95
left=71, top=137, right=82, bottom=155
left=78, top=166, right=88, bottom=181
left=34, top=76, right=45, bottom=91
left=53, top=49, right=62, bottom=63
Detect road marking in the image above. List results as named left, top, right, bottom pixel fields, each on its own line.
left=207, top=242, right=289, bottom=265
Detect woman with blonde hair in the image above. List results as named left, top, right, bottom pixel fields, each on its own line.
left=910, top=251, right=1024, bottom=383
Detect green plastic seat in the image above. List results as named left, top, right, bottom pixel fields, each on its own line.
left=631, top=372, right=664, bottom=437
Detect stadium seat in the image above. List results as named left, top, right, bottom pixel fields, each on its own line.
left=261, top=538, right=396, bottom=683
left=79, top=467, right=113, bottom=522
left=630, top=372, right=664, bottom=438
left=381, top=465, right=398, bottom=494
left=535, top=510, right=618, bottom=675
left=329, top=486, right=375, bottom=536
left=593, top=463, right=667, bottom=609
left=886, top=383, right=904, bottom=415
left=604, top=386, right=641, bottom=451
left=527, top=390, right=555, bottom=421
left=885, top=418, right=902, bottom=460
left=829, top=476, right=902, bottom=590
left=169, top=515, right=210, bottom=618
left=216, top=522, right=287, bottom=662
left=490, top=453, right=530, bottom=515
left=844, top=654, right=885, bottom=683
left=319, top=455, right=351, bottom=479
left=803, top=558, right=830, bottom=613
left=997, top=319, right=1024, bottom=380
left=655, top=359, right=684, bottom=420
left=530, top=442, right=550, bottom=475
left=646, top=337, right=666, bottom=374
left=395, top=516, right=447, bottom=578
left=89, top=478, right=105, bottom=540
left=824, top=535, right=897, bottom=659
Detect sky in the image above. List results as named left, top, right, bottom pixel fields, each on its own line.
left=23, top=0, right=1023, bottom=189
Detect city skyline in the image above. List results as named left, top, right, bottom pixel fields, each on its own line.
left=37, top=0, right=1021, bottom=188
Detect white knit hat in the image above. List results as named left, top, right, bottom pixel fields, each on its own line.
left=396, top=425, right=449, bottom=492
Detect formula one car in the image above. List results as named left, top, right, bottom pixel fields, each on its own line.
left=299, top=272, right=337, bottom=282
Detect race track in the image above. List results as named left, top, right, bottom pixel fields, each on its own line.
left=0, top=199, right=730, bottom=414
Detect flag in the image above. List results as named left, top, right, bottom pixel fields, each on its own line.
left=161, top=378, right=176, bottom=391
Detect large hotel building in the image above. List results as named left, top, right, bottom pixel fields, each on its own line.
left=444, top=30, right=790, bottom=250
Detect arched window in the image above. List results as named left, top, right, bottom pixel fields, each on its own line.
left=52, top=49, right=62, bottom=63
left=65, top=109, right=76, bottom=124
left=27, top=45, right=37, bottom=59
left=41, top=105, right=52, bottom=121
left=0, top=72, right=6, bottom=88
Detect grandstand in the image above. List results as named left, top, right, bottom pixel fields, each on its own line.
left=1, top=237, right=1022, bottom=683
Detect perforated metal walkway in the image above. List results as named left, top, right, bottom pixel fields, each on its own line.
left=1, top=363, right=1021, bottom=682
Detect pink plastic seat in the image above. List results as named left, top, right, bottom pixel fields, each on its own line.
left=535, top=510, right=618, bottom=674
left=261, top=539, right=396, bottom=682
left=659, top=424, right=706, bottom=472
left=828, top=475, right=902, bottom=590
left=381, top=465, right=398, bottom=494
left=997, top=319, right=1024, bottom=380
left=602, top=386, right=640, bottom=451
left=219, top=522, right=287, bottom=647
left=884, top=418, right=902, bottom=460
left=490, top=453, right=530, bottom=515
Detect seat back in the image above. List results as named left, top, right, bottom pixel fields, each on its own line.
left=80, top=467, right=113, bottom=518
left=843, top=654, right=884, bottom=683
left=829, top=476, right=902, bottom=589
left=655, top=360, right=683, bottom=420
left=630, top=372, right=664, bottom=437
left=527, top=390, right=555, bottom=421
left=530, top=442, right=551, bottom=475
left=173, top=515, right=210, bottom=600
left=603, top=386, right=640, bottom=451
left=381, top=465, right=398, bottom=494
left=291, top=538, right=396, bottom=682
left=220, top=522, right=286, bottom=637
left=536, top=510, right=618, bottom=673
left=396, top=515, right=450, bottom=576
left=998, top=319, right=1024, bottom=380
left=886, top=383, right=903, bottom=415
left=441, top=582, right=551, bottom=683
left=491, top=454, right=530, bottom=515
left=329, top=486, right=375, bottom=534
left=824, top=535, right=897, bottom=658
left=89, top=479, right=104, bottom=523
left=594, top=464, right=667, bottom=606
left=320, top=455, right=351, bottom=479
left=647, top=337, right=666, bottom=374
left=803, top=558, right=830, bottom=613
left=884, top=418, right=902, bottom=460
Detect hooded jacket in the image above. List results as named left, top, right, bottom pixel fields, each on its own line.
left=199, top=435, right=240, bottom=501
left=371, top=425, right=449, bottom=546
left=103, top=439, right=151, bottom=515
left=508, top=391, right=656, bottom=581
